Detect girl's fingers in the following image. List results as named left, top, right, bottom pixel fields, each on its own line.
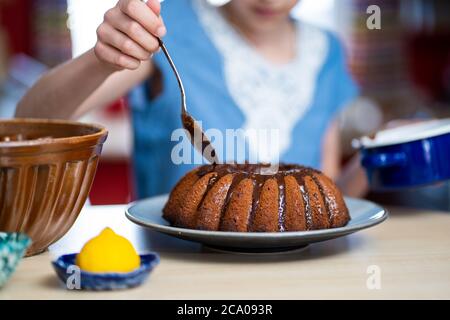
left=105, top=8, right=159, bottom=53
left=118, top=0, right=166, bottom=37
left=94, top=41, right=140, bottom=70
left=97, top=22, right=150, bottom=60
left=94, top=0, right=165, bottom=70
left=146, top=0, right=161, bottom=17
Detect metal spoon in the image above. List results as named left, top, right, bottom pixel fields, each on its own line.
left=157, top=38, right=219, bottom=164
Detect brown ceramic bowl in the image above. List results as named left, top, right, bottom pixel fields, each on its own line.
left=0, top=118, right=108, bottom=256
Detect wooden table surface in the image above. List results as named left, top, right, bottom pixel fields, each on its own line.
left=1, top=203, right=449, bottom=300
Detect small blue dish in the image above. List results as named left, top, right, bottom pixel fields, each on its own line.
left=0, top=232, right=32, bottom=288
left=52, top=253, right=160, bottom=291
left=357, top=119, right=450, bottom=190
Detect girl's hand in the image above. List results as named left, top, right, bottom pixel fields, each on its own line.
left=94, top=0, right=166, bottom=70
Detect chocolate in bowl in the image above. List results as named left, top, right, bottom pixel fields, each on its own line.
left=0, top=134, right=53, bottom=142
left=0, top=118, right=108, bottom=256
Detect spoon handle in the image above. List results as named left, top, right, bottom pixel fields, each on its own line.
left=157, top=38, right=187, bottom=113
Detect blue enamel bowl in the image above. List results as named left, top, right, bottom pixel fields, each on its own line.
left=358, top=119, right=450, bottom=191
left=52, top=253, right=159, bottom=291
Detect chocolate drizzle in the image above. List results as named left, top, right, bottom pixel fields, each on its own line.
left=311, top=174, right=333, bottom=227
left=248, top=177, right=262, bottom=231
left=196, top=173, right=219, bottom=214
left=218, top=173, right=244, bottom=230
left=296, top=174, right=313, bottom=230
left=197, top=164, right=315, bottom=231
left=196, top=163, right=313, bottom=177
left=182, top=113, right=218, bottom=164
left=167, top=163, right=349, bottom=232
left=276, top=174, right=286, bottom=232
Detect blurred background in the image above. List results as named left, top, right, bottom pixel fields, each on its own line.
left=0, top=0, right=449, bottom=208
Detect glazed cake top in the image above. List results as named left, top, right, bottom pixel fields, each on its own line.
left=196, top=163, right=320, bottom=178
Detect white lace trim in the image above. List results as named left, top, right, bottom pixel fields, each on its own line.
left=193, top=0, right=329, bottom=162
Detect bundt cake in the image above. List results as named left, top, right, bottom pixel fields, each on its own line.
left=163, top=164, right=350, bottom=232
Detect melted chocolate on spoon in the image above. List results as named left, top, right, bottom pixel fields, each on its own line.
left=182, top=113, right=219, bottom=164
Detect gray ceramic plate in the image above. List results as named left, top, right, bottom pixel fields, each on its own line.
left=125, top=195, right=388, bottom=253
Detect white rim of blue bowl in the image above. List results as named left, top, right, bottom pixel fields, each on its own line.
left=358, top=118, right=450, bottom=149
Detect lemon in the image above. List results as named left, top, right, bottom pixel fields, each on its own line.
left=76, top=228, right=140, bottom=273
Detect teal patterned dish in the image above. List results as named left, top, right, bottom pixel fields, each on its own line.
left=0, top=232, right=31, bottom=288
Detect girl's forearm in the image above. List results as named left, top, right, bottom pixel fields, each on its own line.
left=15, top=49, right=115, bottom=120
left=337, top=154, right=369, bottom=198
left=16, top=0, right=165, bottom=120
